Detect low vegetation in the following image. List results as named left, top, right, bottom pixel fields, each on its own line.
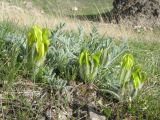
left=0, top=21, right=159, bottom=119
left=3, top=0, right=113, bottom=15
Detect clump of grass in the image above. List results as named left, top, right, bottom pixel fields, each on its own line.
left=0, top=21, right=25, bottom=86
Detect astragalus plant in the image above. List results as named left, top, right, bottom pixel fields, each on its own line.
left=79, top=50, right=102, bottom=83
left=47, top=23, right=84, bottom=80
left=27, top=25, right=50, bottom=75
left=45, top=23, right=146, bottom=102
left=47, top=23, right=128, bottom=83
left=119, top=53, right=146, bottom=101
left=102, top=53, right=147, bottom=101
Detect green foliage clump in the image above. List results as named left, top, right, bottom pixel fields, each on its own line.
left=120, top=53, right=146, bottom=100
left=79, top=50, right=102, bottom=83
left=27, top=25, right=50, bottom=74
left=1, top=21, right=158, bottom=120
left=0, top=22, right=24, bottom=84
left=102, top=53, right=147, bottom=101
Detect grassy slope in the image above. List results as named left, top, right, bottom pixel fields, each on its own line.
left=4, top=0, right=113, bottom=15
left=0, top=0, right=160, bottom=118
left=1, top=1, right=159, bottom=43
left=37, top=0, right=113, bottom=15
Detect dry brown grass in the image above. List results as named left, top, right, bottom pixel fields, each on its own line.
left=0, top=1, right=159, bottom=42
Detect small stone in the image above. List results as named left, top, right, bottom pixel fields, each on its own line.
left=89, top=110, right=106, bottom=120
left=58, top=111, right=68, bottom=120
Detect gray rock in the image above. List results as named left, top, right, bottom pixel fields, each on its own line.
left=89, top=110, right=106, bottom=120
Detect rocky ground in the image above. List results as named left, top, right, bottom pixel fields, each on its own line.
left=108, top=0, right=160, bottom=26
left=1, top=80, right=107, bottom=120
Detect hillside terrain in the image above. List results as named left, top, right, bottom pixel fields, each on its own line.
left=0, top=1, right=159, bottom=42
left=0, top=0, right=160, bottom=120
left=2, top=0, right=113, bottom=15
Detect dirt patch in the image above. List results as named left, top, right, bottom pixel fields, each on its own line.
left=109, top=0, right=160, bottom=26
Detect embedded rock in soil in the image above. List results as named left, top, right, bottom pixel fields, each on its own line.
left=89, top=109, right=106, bottom=120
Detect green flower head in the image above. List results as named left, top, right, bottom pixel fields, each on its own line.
left=121, top=53, right=134, bottom=70
left=27, top=25, right=50, bottom=62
